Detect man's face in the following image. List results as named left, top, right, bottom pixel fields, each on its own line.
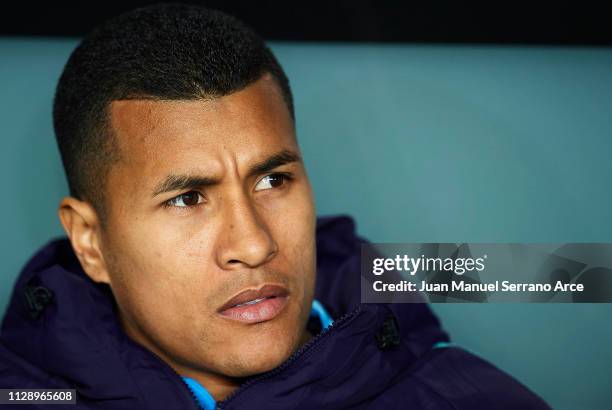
left=99, top=75, right=317, bottom=379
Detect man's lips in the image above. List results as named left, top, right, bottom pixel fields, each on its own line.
left=217, top=284, right=289, bottom=324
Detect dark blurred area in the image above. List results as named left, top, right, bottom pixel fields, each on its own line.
left=1, top=0, right=611, bottom=45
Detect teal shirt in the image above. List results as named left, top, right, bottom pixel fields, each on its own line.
left=182, top=299, right=334, bottom=410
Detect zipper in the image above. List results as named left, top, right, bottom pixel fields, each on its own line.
left=216, top=305, right=363, bottom=409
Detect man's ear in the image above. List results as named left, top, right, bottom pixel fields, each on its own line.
left=57, top=197, right=111, bottom=285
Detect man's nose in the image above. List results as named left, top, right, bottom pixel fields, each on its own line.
left=216, top=193, right=278, bottom=270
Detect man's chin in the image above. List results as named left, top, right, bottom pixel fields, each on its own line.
left=208, top=305, right=312, bottom=377
left=217, top=335, right=302, bottom=377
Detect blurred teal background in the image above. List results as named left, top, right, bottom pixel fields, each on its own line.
left=1, top=38, right=611, bottom=409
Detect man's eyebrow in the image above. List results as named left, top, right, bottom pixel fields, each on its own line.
left=151, top=150, right=301, bottom=198
left=247, top=149, right=302, bottom=178
left=152, top=175, right=219, bottom=197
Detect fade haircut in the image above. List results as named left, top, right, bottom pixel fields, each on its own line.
left=53, top=3, right=294, bottom=225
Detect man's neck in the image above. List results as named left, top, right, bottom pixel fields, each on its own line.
left=117, top=295, right=333, bottom=403
left=119, top=304, right=315, bottom=402
left=192, top=328, right=314, bottom=401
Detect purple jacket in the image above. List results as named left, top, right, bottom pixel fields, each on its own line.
left=0, top=215, right=550, bottom=409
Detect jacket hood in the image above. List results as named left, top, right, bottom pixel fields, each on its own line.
left=0, top=215, right=449, bottom=409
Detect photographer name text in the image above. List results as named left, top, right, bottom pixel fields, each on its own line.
left=372, top=280, right=584, bottom=293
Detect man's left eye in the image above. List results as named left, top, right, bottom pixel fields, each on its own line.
left=255, top=173, right=290, bottom=191
left=165, top=191, right=205, bottom=208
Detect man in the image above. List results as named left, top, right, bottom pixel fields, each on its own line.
left=0, top=4, right=550, bottom=409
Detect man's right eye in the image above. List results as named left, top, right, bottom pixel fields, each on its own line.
left=164, top=191, right=205, bottom=208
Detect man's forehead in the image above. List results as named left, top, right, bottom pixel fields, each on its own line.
left=109, top=98, right=220, bottom=156
left=108, top=76, right=296, bottom=163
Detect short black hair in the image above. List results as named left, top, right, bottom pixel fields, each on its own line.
left=53, top=3, right=294, bottom=225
